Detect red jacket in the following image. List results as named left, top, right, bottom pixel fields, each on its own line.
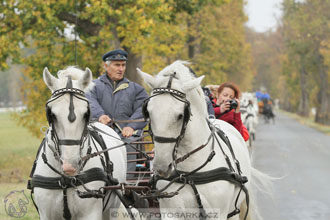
left=213, top=107, right=249, bottom=141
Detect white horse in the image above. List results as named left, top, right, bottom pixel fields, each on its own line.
left=137, top=61, right=270, bottom=220
left=29, top=67, right=127, bottom=220
left=240, top=92, right=258, bottom=146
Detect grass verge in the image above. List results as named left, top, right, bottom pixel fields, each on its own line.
left=0, top=112, right=40, bottom=219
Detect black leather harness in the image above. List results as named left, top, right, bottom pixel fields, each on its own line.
left=27, top=127, right=118, bottom=220
left=143, top=74, right=250, bottom=220
left=27, top=77, right=118, bottom=220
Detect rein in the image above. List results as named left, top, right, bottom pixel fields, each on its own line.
left=82, top=124, right=152, bottom=162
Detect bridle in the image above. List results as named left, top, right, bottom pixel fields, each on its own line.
left=30, top=76, right=119, bottom=220
left=45, top=76, right=90, bottom=162
left=142, top=73, right=194, bottom=169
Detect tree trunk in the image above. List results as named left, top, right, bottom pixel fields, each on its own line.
left=315, top=61, right=330, bottom=125
left=124, top=48, right=143, bottom=84
left=298, top=64, right=309, bottom=116
left=187, top=18, right=195, bottom=59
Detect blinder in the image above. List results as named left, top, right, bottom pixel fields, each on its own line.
left=143, top=74, right=192, bottom=144
left=142, top=88, right=191, bottom=125
left=45, top=77, right=90, bottom=126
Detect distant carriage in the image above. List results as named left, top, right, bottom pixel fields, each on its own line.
left=260, top=99, right=275, bottom=124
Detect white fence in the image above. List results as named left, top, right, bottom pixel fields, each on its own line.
left=0, top=106, right=26, bottom=113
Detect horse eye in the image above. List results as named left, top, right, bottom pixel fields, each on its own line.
left=177, top=114, right=183, bottom=120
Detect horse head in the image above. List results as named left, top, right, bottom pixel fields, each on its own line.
left=137, top=61, right=209, bottom=178
left=43, top=66, right=92, bottom=176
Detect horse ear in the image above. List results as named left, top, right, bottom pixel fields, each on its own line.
left=43, top=67, right=58, bottom=91
left=79, top=68, right=92, bottom=90
left=182, top=75, right=205, bottom=92
left=137, top=68, right=156, bottom=88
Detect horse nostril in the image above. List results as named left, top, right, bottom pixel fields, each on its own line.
left=62, top=162, right=77, bottom=176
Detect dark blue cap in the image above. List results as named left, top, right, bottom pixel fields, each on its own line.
left=102, top=49, right=128, bottom=61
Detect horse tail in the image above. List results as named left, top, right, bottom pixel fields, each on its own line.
left=240, top=167, right=275, bottom=220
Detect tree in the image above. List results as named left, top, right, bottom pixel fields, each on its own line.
left=1, top=0, right=186, bottom=137
left=281, top=0, right=330, bottom=123
left=1, top=0, right=254, bottom=136
left=245, top=28, right=284, bottom=101
left=188, top=0, right=254, bottom=90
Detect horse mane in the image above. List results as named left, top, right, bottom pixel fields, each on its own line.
left=157, top=60, right=195, bottom=81
left=56, top=66, right=94, bottom=92
left=57, top=66, right=85, bottom=80
left=156, top=60, right=208, bottom=118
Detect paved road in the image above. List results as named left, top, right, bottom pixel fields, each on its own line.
left=251, top=111, right=330, bottom=220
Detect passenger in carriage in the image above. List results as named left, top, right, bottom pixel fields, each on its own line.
left=202, top=87, right=215, bottom=117
left=188, top=67, right=215, bottom=117
left=212, top=82, right=249, bottom=141
left=86, top=49, right=149, bottom=178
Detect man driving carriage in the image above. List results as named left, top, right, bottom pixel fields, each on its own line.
left=86, top=49, right=149, bottom=178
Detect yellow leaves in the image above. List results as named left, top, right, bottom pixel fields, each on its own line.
left=2, top=0, right=256, bottom=136
left=320, top=40, right=330, bottom=84
left=115, top=9, right=123, bottom=16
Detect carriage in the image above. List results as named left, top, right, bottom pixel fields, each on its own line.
left=27, top=62, right=271, bottom=220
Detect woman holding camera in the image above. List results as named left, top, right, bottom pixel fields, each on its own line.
left=213, top=82, right=249, bottom=141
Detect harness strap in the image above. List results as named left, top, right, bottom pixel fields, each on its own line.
left=58, top=139, right=81, bottom=145
left=29, top=191, right=39, bottom=215
left=89, top=129, right=113, bottom=175
left=29, top=138, right=45, bottom=178
left=153, top=136, right=177, bottom=143
left=154, top=167, right=249, bottom=219
left=214, top=127, right=242, bottom=174
left=63, top=188, right=71, bottom=220
left=28, top=167, right=109, bottom=190
left=189, top=181, right=207, bottom=220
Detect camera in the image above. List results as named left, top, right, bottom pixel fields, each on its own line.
left=228, top=99, right=238, bottom=110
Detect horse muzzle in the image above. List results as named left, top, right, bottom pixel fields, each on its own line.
left=154, top=163, right=174, bottom=179
left=62, top=160, right=78, bottom=176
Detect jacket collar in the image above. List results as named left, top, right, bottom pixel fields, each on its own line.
left=99, top=73, right=129, bottom=86
left=99, top=73, right=130, bottom=93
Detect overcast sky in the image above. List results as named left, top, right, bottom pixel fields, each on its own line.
left=244, top=0, right=283, bottom=32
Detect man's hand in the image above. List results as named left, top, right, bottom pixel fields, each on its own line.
left=122, top=127, right=134, bottom=137
left=98, top=115, right=111, bottom=125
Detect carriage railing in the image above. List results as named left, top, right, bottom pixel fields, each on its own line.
left=125, top=128, right=154, bottom=182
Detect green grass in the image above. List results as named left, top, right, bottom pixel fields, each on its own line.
left=0, top=112, right=41, bottom=183
left=0, top=112, right=41, bottom=219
